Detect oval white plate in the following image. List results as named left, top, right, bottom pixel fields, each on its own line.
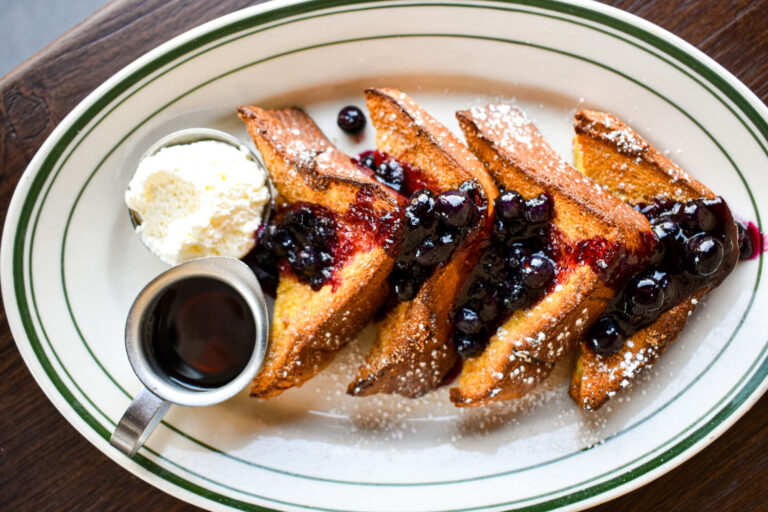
left=2, top=1, right=767, bottom=511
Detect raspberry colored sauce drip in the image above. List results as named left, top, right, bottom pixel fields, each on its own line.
left=356, top=150, right=484, bottom=303
left=338, top=186, right=402, bottom=260
left=451, top=188, right=557, bottom=358
left=586, top=196, right=739, bottom=355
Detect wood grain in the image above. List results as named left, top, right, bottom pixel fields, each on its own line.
left=0, top=0, right=766, bottom=510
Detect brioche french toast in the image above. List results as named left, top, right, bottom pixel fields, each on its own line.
left=569, top=110, right=739, bottom=410
left=347, top=88, right=499, bottom=398
left=450, top=104, right=655, bottom=406
left=238, top=106, right=402, bottom=398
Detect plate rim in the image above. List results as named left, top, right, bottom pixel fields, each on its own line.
left=2, top=0, right=767, bottom=511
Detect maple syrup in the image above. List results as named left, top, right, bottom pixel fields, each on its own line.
left=149, top=277, right=255, bottom=388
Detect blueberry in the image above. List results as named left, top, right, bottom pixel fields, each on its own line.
left=436, top=189, right=473, bottom=228
left=405, top=189, right=436, bottom=228
left=309, top=274, right=326, bottom=290
left=520, top=253, right=556, bottom=290
left=439, top=231, right=459, bottom=249
left=337, top=106, right=366, bottom=134
left=295, top=248, right=319, bottom=275
left=652, top=270, right=675, bottom=305
left=360, top=153, right=376, bottom=170
left=308, top=216, right=335, bottom=246
left=587, top=316, right=625, bottom=355
left=627, top=275, right=664, bottom=311
left=375, top=160, right=405, bottom=191
left=496, top=190, right=525, bottom=220
left=683, top=199, right=718, bottom=233
left=287, top=206, right=314, bottom=232
left=272, top=228, right=294, bottom=257
left=259, top=224, right=278, bottom=253
left=649, top=238, right=666, bottom=266
left=455, top=307, right=482, bottom=334
left=736, top=221, right=755, bottom=260
left=318, top=250, right=334, bottom=267
left=499, top=282, right=527, bottom=311
left=651, top=217, right=679, bottom=239
left=415, top=237, right=454, bottom=266
left=414, top=237, right=436, bottom=265
left=651, top=217, right=684, bottom=265
left=493, top=217, right=510, bottom=243
left=685, top=233, right=724, bottom=276
left=454, top=335, right=486, bottom=358
left=505, top=243, right=531, bottom=269
left=636, top=201, right=664, bottom=219
left=285, top=248, right=299, bottom=267
left=524, top=194, right=553, bottom=224
left=392, top=274, right=417, bottom=301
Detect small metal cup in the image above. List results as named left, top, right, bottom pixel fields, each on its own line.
left=109, top=257, right=269, bottom=457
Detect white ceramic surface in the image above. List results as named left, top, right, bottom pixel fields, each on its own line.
left=2, top=1, right=766, bottom=511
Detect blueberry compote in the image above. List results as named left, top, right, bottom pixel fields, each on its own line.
left=388, top=184, right=480, bottom=301
left=586, top=196, right=738, bottom=355
left=356, top=150, right=482, bottom=302
left=244, top=203, right=338, bottom=293
left=356, top=150, right=436, bottom=195
left=451, top=188, right=557, bottom=357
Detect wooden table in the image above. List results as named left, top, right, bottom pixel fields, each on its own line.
left=1, top=0, right=766, bottom=510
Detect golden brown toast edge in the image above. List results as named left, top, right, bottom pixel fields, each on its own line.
left=238, top=106, right=400, bottom=213
left=569, top=109, right=739, bottom=410
left=348, top=88, right=499, bottom=398
left=239, top=106, right=400, bottom=398
left=450, top=104, right=653, bottom=407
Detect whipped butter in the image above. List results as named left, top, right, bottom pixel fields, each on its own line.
left=125, top=140, right=270, bottom=265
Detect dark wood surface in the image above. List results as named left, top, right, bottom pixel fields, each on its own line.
left=1, top=0, right=766, bottom=510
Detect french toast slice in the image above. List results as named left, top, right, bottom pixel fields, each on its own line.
left=569, top=110, right=739, bottom=410
left=451, top=104, right=654, bottom=406
left=238, top=106, right=401, bottom=398
left=348, top=88, right=499, bottom=398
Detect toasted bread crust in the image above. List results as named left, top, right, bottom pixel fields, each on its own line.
left=451, top=265, right=610, bottom=406
left=239, top=106, right=400, bottom=398
left=452, top=104, right=652, bottom=406
left=573, top=110, right=714, bottom=203
left=348, top=88, right=498, bottom=398
left=570, top=110, right=739, bottom=410
left=258, top=249, right=393, bottom=397
left=238, top=106, right=401, bottom=216
left=570, top=288, right=708, bottom=410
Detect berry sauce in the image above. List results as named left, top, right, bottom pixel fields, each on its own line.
left=450, top=189, right=657, bottom=359
left=585, top=196, right=739, bottom=355
left=244, top=187, right=399, bottom=294
left=355, top=150, right=439, bottom=196
left=450, top=188, right=557, bottom=357
left=355, top=151, right=484, bottom=304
